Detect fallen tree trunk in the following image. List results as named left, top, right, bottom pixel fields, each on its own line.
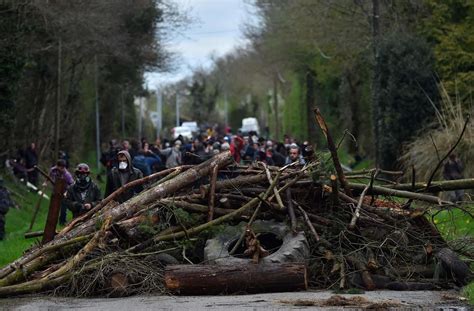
left=164, top=263, right=307, bottom=295
left=0, top=153, right=233, bottom=282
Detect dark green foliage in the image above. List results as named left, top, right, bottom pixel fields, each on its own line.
left=283, top=74, right=307, bottom=141
left=375, top=33, right=438, bottom=170
left=422, top=0, right=473, bottom=101
left=188, top=78, right=219, bottom=124
left=0, top=0, right=178, bottom=163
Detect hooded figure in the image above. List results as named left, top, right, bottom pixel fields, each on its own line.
left=64, top=163, right=102, bottom=219
left=105, top=150, right=144, bottom=203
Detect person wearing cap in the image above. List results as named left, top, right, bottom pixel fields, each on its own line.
left=64, top=163, right=102, bottom=219
left=0, top=177, right=15, bottom=240
left=160, top=140, right=183, bottom=168
left=105, top=150, right=144, bottom=203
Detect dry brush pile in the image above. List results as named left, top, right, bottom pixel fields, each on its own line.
left=0, top=112, right=473, bottom=297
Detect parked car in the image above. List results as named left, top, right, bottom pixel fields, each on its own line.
left=239, top=117, right=260, bottom=135
left=172, top=126, right=193, bottom=140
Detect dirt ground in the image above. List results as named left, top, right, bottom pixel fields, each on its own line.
left=1, top=290, right=471, bottom=311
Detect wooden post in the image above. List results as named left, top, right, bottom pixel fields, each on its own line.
left=42, top=178, right=66, bottom=244
left=165, top=263, right=307, bottom=295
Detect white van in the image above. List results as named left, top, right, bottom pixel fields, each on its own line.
left=181, top=121, right=199, bottom=133
left=240, top=117, right=260, bottom=135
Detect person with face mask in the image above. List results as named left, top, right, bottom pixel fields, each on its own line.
left=105, top=150, right=144, bottom=203
left=64, top=163, right=102, bottom=219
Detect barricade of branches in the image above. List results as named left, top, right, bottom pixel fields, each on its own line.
left=0, top=113, right=473, bottom=297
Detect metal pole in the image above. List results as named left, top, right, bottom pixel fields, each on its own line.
left=139, top=97, right=143, bottom=140
left=157, top=88, right=162, bottom=138
left=224, top=91, right=228, bottom=127
left=55, top=38, right=62, bottom=159
left=176, top=92, right=180, bottom=127
left=121, top=88, right=125, bottom=138
left=94, top=55, right=100, bottom=171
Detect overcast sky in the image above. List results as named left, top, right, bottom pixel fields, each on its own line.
left=145, top=0, right=253, bottom=88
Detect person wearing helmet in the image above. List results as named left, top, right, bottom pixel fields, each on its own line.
left=64, top=163, right=102, bottom=219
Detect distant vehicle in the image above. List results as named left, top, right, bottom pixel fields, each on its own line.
left=172, top=126, right=193, bottom=140
left=239, top=117, right=260, bottom=135
left=181, top=121, right=199, bottom=133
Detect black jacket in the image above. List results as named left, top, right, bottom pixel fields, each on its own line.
left=0, top=186, right=13, bottom=215
left=64, top=182, right=102, bottom=218
left=105, top=150, right=144, bottom=203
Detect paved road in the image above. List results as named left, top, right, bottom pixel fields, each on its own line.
left=1, top=290, right=471, bottom=310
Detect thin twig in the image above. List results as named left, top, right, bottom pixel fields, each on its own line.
left=314, top=107, right=352, bottom=197
left=429, top=133, right=441, bottom=162
left=208, top=165, right=218, bottom=221
left=229, top=171, right=283, bottom=255
left=426, top=114, right=470, bottom=188
left=262, top=162, right=285, bottom=210
left=286, top=188, right=297, bottom=233
left=296, top=204, right=320, bottom=242
left=348, top=171, right=374, bottom=229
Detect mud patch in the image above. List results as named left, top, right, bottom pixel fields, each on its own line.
left=280, top=295, right=402, bottom=309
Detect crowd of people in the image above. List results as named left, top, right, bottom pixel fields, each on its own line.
left=0, top=127, right=465, bottom=240
left=1, top=130, right=316, bottom=233
left=99, top=130, right=315, bottom=179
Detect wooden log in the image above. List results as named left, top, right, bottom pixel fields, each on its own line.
left=0, top=155, right=232, bottom=283
left=314, top=108, right=352, bottom=197
left=329, top=175, right=339, bottom=208
left=106, top=272, right=129, bottom=297
left=42, top=178, right=66, bottom=243
left=24, top=231, right=45, bottom=239
left=59, top=166, right=192, bottom=236
left=382, top=178, right=474, bottom=192
left=348, top=183, right=451, bottom=205
left=164, top=263, right=307, bottom=295
left=208, top=165, right=218, bottom=221
left=162, top=200, right=244, bottom=217
left=286, top=189, right=297, bottom=233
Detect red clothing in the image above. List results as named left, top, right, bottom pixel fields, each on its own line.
left=231, top=136, right=244, bottom=163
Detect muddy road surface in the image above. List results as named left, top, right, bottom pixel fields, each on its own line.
left=1, top=290, right=470, bottom=310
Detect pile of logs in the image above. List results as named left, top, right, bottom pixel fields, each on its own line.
left=0, top=110, right=472, bottom=297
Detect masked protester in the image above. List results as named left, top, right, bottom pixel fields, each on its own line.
left=105, top=150, right=144, bottom=203
left=64, top=163, right=102, bottom=219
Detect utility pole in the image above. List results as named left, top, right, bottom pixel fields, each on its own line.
left=139, top=97, right=143, bottom=141
left=156, top=88, right=162, bottom=138
left=121, top=88, right=125, bottom=138
left=224, top=91, right=228, bottom=128
left=176, top=92, right=180, bottom=127
left=273, top=73, right=280, bottom=141
left=54, top=38, right=62, bottom=159
left=94, top=55, right=100, bottom=171
left=371, top=0, right=381, bottom=166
